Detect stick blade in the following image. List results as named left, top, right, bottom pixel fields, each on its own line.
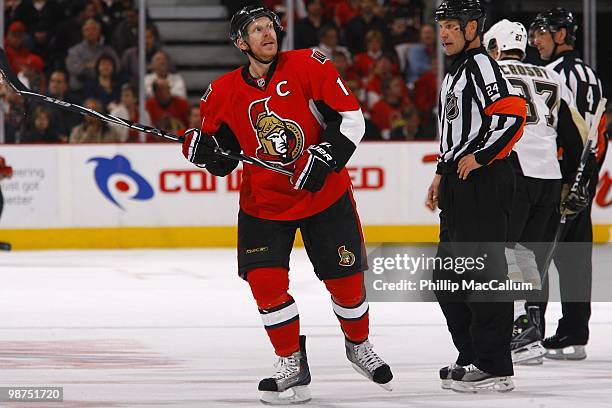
left=0, top=47, right=29, bottom=93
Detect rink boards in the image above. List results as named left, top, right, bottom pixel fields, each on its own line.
left=0, top=142, right=610, bottom=248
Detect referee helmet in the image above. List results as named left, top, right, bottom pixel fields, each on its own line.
left=434, top=0, right=486, bottom=36
left=529, top=7, right=578, bottom=47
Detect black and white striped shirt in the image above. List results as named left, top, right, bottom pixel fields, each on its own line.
left=547, top=50, right=603, bottom=131
left=437, top=46, right=526, bottom=173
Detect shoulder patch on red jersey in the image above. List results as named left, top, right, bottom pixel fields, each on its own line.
left=311, top=49, right=329, bottom=65
left=201, top=83, right=212, bottom=102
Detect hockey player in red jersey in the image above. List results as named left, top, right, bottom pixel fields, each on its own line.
left=0, top=156, right=12, bottom=251
left=181, top=5, right=392, bottom=404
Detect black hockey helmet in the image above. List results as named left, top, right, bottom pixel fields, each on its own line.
left=529, top=7, right=577, bottom=46
left=434, top=0, right=486, bottom=35
left=229, top=4, right=283, bottom=43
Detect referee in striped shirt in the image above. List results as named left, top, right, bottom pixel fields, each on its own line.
left=426, top=0, right=527, bottom=393
left=528, top=7, right=609, bottom=360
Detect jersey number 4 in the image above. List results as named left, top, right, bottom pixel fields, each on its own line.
left=509, top=78, right=559, bottom=127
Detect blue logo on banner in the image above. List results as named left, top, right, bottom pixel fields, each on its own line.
left=88, top=155, right=154, bottom=210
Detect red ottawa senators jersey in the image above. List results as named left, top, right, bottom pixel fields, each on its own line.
left=200, top=49, right=365, bottom=221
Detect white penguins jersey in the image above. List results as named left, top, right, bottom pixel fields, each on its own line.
left=497, top=59, right=574, bottom=179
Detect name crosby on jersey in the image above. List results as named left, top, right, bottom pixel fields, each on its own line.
left=499, top=63, right=551, bottom=80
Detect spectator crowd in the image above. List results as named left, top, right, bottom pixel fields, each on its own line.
left=286, top=0, right=434, bottom=140
left=2, top=0, right=435, bottom=143
left=2, top=0, right=192, bottom=143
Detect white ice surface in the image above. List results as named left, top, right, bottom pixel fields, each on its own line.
left=1, top=248, right=611, bottom=407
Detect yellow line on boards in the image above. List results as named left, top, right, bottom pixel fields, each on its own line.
left=0, top=225, right=610, bottom=250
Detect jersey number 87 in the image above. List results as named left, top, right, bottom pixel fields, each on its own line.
left=508, top=78, right=559, bottom=128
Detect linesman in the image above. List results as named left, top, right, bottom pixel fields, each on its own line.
left=528, top=7, right=609, bottom=360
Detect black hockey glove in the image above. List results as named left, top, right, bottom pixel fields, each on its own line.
left=561, top=183, right=590, bottom=220
left=182, top=128, right=218, bottom=166
left=181, top=128, right=238, bottom=176
left=291, top=142, right=337, bottom=193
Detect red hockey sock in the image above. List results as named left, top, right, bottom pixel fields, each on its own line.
left=324, top=272, right=369, bottom=344
left=247, top=267, right=300, bottom=357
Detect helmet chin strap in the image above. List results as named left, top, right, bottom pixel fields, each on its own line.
left=550, top=40, right=562, bottom=61
left=546, top=31, right=562, bottom=61
left=460, top=27, right=478, bottom=54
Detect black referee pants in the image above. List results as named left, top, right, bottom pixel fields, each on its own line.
left=528, top=170, right=597, bottom=343
left=433, top=158, right=515, bottom=377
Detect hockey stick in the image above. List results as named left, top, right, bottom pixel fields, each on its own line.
left=540, top=97, right=607, bottom=282
left=0, top=48, right=292, bottom=177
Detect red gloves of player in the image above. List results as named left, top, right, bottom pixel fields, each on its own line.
left=291, top=142, right=337, bottom=193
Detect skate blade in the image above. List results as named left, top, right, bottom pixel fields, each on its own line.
left=378, top=382, right=393, bottom=392
left=441, top=379, right=452, bottom=390
left=350, top=363, right=393, bottom=392
left=545, top=345, right=586, bottom=360
left=450, top=377, right=515, bottom=393
left=260, top=385, right=311, bottom=405
left=521, top=357, right=543, bottom=365
left=512, top=341, right=546, bottom=364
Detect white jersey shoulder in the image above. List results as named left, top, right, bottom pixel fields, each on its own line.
left=497, top=60, right=566, bottom=179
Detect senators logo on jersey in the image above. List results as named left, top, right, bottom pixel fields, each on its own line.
left=249, top=97, right=305, bottom=164
left=338, top=245, right=356, bottom=267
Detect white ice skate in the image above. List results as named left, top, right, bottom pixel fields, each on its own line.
left=345, top=338, right=393, bottom=391
left=259, top=335, right=311, bottom=405
left=450, top=364, right=515, bottom=393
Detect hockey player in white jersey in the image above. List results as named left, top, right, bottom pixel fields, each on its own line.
left=483, top=20, right=585, bottom=365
